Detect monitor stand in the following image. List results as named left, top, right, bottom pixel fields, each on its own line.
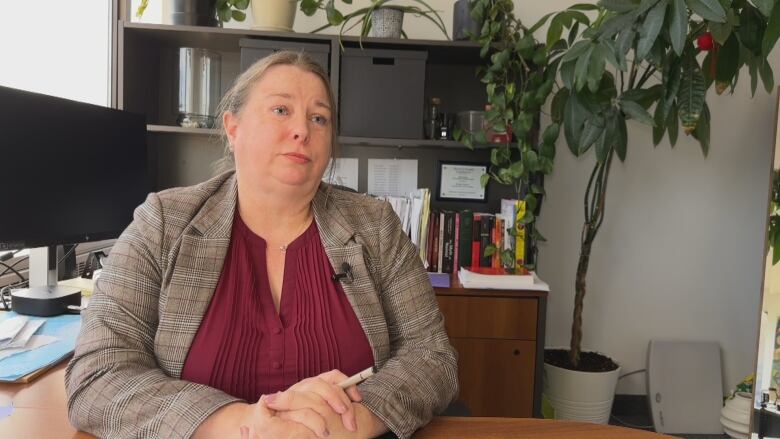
left=11, top=246, right=81, bottom=316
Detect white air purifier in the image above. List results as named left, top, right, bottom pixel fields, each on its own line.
left=646, top=340, right=725, bottom=434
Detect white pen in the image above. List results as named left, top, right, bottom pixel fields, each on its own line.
left=337, top=366, right=377, bottom=389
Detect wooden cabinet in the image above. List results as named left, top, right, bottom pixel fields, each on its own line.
left=435, top=287, right=547, bottom=418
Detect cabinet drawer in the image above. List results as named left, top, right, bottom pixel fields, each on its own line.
left=450, top=338, right=535, bottom=417
left=437, top=296, right=537, bottom=340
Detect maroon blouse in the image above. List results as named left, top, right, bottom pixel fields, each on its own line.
left=181, top=212, right=375, bottom=402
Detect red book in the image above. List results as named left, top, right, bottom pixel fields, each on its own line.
left=471, top=215, right=481, bottom=270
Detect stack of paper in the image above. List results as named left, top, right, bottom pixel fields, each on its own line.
left=0, top=312, right=79, bottom=382
left=0, top=316, right=58, bottom=362
left=458, top=267, right=550, bottom=291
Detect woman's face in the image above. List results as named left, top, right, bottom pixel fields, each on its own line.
left=225, top=64, right=333, bottom=192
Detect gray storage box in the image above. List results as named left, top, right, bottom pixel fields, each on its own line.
left=239, top=38, right=330, bottom=74
left=340, top=48, right=427, bottom=139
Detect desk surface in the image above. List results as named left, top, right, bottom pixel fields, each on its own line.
left=0, top=363, right=674, bottom=438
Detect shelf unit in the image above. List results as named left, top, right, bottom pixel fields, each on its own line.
left=115, top=17, right=516, bottom=212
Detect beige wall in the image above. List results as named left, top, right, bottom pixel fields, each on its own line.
left=138, top=0, right=777, bottom=395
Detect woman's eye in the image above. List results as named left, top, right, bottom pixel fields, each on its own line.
left=272, top=106, right=289, bottom=116
left=311, top=115, right=328, bottom=125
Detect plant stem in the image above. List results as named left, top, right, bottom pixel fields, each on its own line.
left=569, top=148, right=614, bottom=367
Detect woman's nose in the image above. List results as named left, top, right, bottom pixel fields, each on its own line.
left=291, top=113, right=310, bottom=143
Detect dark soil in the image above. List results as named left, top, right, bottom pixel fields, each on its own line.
left=544, top=349, right=620, bottom=372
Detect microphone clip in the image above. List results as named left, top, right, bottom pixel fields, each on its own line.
left=331, top=262, right=354, bottom=283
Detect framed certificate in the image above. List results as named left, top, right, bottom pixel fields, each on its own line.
left=437, top=161, right=488, bottom=202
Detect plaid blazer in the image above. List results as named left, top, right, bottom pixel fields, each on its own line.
left=65, top=171, right=458, bottom=439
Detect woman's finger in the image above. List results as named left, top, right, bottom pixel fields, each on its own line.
left=290, top=379, right=353, bottom=417
left=265, top=390, right=330, bottom=415
left=277, top=408, right=330, bottom=438
left=317, top=369, right=363, bottom=402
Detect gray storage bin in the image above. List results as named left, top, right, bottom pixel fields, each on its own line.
left=340, top=48, right=427, bottom=139
left=239, top=38, right=330, bottom=74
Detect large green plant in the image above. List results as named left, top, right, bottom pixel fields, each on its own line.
left=466, top=0, right=779, bottom=369
left=454, top=0, right=564, bottom=273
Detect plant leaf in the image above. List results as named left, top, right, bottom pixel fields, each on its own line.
left=574, top=44, right=595, bottom=91
left=752, top=0, right=774, bottom=17
left=231, top=10, right=246, bottom=21
left=760, top=58, right=775, bottom=92
left=562, top=40, right=593, bottom=63
left=600, top=0, right=642, bottom=13
left=552, top=88, right=570, bottom=123
left=580, top=115, right=607, bottom=154
left=300, top=0, right=319, bottom=15
left=691, top=102, right=711, bottom=155
left=619, top=99, right=655, bottom=125
left=614, top=113, right=628, bottom=160
left=686, top=0, right=726, bottom=22
left=529, top=12, right=555, bottom=34
left=653, top=101, right=667, bottom=145
left=637, top=0, right=668, bottom=60
left=764, top=0, right=780, bottom=56
left=669, top=0, right=688, bottom=55
left=564, top=92, right=589, bottom=156
left=715, top=33, right=740, bottom=83
left=678, top=51, right=706, bottom=134
left=667, top=102, right=679, bottom=146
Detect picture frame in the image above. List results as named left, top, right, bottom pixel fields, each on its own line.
left=436, top=161, right=488, bottom=202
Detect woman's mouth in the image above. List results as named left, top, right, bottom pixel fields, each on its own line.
left=283, top=153, right=311, bottom=164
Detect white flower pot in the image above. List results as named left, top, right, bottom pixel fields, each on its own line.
left=720, top=392, right=752, bottom=439
left=543, top=361, right=621, bottom=424
left=370, top=7, right=404, bottom=38
left=251, top=0, right=297, bottom=32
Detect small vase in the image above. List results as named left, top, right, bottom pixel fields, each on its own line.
left=251, top=0, right=297, bottom=32
left=171, top=0, right=218, bottom=27
left=370, top=7, right=404, bottom=39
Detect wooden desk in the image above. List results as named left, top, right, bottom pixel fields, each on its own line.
left=0, top=364, right=673, bottom=438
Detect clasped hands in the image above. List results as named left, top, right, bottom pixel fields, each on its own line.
left=239, top=370, right=367, bottom=439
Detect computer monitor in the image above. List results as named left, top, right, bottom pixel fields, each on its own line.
left=0, top=85, right=149, bottom=315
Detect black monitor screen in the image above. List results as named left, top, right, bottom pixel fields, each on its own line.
left=0, top=86, right=149, bottom=250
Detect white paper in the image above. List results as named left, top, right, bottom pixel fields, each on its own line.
left=0, top=316, right=28, bottom=346
left=439, top=163, right=487, bottom=200
left=2, top=319, right=44, bottom=350
left=323, top=158, right=359, bottom=191
left=367, top=159, right=418, bottom=197
left=0, top=335, right=59, bottom=362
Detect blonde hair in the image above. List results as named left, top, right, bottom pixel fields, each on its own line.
left=213, top=50, right=339, bottom=175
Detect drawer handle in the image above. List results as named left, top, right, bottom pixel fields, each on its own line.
left=372, top=57, right=395, bottom=65
left=513, top=349, right=520, bottom=356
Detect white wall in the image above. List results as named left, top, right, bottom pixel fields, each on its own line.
left=136, top=0, right=777, bottom=395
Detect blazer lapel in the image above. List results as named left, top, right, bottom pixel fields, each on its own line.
left=156, top=176, right=237, bottom=378
left=312, top=188, right=391, bottom=366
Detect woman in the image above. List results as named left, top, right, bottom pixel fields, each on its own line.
left=65, top=50, right=458, bottom=439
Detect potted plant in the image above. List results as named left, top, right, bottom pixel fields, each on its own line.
left=463, top=0, right=780, bottom=423
left=136, top=0, right=249, bottom=26
left=299, top=0, right=449, bottom=45
left=453, top=0, right=560, bottom=274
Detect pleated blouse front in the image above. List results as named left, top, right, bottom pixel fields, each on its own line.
left=181, top=212, right=375, bottom=402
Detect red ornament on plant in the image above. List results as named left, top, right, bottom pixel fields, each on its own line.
left=697, top=32, right=714, bottom=51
